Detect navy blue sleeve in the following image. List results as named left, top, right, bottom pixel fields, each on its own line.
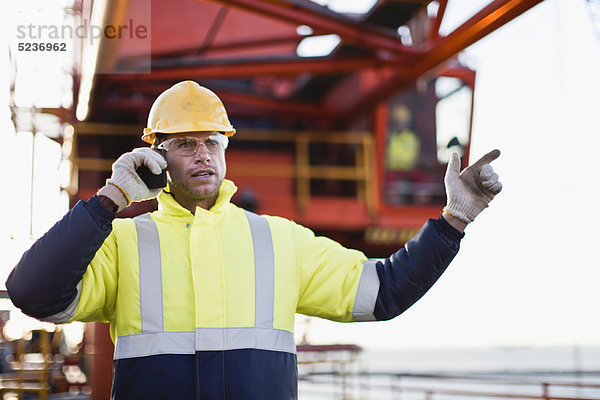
left=374, top=216, right=464, bottom=321
left=5, top=195, right=115, bottom=319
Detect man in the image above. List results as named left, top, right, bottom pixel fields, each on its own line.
left=6, top=81, right=502, bottom=399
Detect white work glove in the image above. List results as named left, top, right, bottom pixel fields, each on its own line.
left=106, top=148, right=167, bottom=205
left=444, top=149, right=502, bottom=224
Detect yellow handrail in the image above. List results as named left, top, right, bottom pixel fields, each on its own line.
left=232, top=129, right=375, bottom=214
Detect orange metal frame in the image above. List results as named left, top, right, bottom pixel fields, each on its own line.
left=372, top=67, right=477, bottom=227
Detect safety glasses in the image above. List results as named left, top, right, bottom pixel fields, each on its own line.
left=157, top=134, right=229, bottom=156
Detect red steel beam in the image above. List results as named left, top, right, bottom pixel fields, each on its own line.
left=147, top=35, right=302, bottom=60
left=429, top=0, right=448, bottom=40
left=117, top=35, right=303, bottom=71
left=109, top=55, right=411, bottom=82
left=437, top=64, right=477, bottom=88
left=102, top=89, right=326, bottom=119
left=215, top=90, right=328, bottom=118
left=211, top=0, right=423, bottom=56
left=339, top=0, right=545, bottom=119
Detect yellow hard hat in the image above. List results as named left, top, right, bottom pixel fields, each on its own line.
left=142, top=80, right=236, bottom=144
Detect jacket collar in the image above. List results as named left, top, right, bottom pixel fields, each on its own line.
left=157, top=179, right=238, bottom=217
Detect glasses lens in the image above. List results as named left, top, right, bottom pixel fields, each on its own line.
left=204, top=137, right=221, bottom=153
left=172, top=138, right=199, bottom=155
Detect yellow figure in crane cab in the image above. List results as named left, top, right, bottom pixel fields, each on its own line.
left=386, top=104, right=420, bottom=171
left=6, top=81, right=503, bottom=400
left=386, top=129, right=420, bottom=171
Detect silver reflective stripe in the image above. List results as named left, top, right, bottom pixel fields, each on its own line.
left=244, top=210, right=275, bottom=329
left=352, top=259, right=381, bottom=322
left=115, top=331, right=195, bottom=359
left=134, top=213, right=164, bottom=333
left=43, top=281, right=83, bottom=323
left=115, top=327, right=296, bottom=359
left=196, top=327, right=294, bottom=353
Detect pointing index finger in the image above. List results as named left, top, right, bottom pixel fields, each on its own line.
left=470, top=149, right=501, bottom=169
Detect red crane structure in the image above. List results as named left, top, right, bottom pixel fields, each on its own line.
left=66, top=0, right=543, bottom=256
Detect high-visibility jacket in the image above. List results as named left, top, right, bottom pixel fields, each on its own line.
left=7, top=179, right=463, bottom=399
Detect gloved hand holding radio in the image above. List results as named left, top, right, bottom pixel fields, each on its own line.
left=99, top=148, right=167, bottom=212
left=443, top=149, right=502, bottom=227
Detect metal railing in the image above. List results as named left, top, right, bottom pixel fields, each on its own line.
left=299, top=371, right=600, bottom=400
